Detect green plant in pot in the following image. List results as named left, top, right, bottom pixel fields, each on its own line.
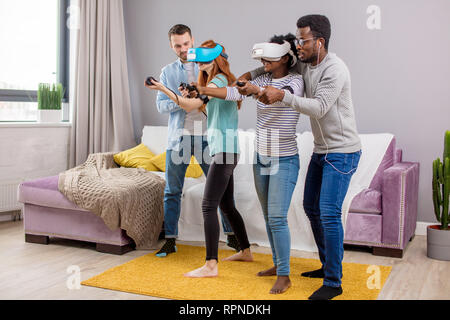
left=37, top=83, right=64, bottom=122
left=428, top=130, right=450, bottom=260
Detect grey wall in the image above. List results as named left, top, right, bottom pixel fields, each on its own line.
left=123, top=0, right=450, bottom=223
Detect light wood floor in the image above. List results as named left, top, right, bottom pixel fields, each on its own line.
left=0, top=220, right=448, bottom=300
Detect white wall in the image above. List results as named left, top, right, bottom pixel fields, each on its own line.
left=123, top=0, right=450, bottom=223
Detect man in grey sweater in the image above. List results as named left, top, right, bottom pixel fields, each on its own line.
left=239, top=15, right=361, bottom=300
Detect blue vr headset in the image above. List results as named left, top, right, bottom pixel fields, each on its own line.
left=187, top=44, right=228, bottom=63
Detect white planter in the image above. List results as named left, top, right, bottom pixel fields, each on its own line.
left=37, top=109, right=62, bottom=123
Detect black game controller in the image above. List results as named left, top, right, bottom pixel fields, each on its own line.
left=179, top=82, right=198, bottom=93
left=146, top=76, right=158, bottom=86
left=236, top=80, right=253, bottom=96
left=179, top=82, right=209, bottom=104
left=198, top=94, right=209, bottom=104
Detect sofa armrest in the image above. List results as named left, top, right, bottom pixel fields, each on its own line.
left=395, top=149, right=403, bottom=164
left=381, top=161, right=419, bottom=249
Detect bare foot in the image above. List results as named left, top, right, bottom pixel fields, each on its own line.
left=270, top=276, right=291, bottom=294
left=222, top=248, right=253, bottom=262
left=257, top=266, right=277, bottom=277
left=184, top=260, right=218, bottom=278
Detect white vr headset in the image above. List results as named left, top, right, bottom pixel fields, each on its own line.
left=251, top=41, right=297, bottom=67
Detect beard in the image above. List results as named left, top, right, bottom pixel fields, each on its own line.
left=179, top=53, right=188, bottom=61
left=300, top=54, right=318, bottom=64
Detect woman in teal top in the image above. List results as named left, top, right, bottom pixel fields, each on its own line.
left=204, top=73, right=240, bottom=157
left=146, top=40, right=252, bottom=278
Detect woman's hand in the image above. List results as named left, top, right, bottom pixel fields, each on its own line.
left=178, top=83, right=199, bottom=98
left=178, top=86, right=190, bottom=98
left=236, top=80, right=260, bottom=96
left=194, top=83, right=206, bottom=96
left=188, top=82, right=200, bottom=98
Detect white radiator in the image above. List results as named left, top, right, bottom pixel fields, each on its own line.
left=0, top=180, right=22, bottom=212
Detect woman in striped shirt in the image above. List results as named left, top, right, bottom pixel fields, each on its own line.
left=196, top=34, right=304, bottom=294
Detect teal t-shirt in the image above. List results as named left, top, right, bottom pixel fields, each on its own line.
left=206, top=74, right=240, bottom=156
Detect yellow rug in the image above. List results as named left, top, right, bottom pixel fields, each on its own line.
left=82, top=244, right=391, bottom=300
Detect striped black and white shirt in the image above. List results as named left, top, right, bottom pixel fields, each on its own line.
left=226, top=73, right=304, bottom=157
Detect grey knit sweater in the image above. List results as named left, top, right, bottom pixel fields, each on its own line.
left=251, top=52, right=361, bottom=154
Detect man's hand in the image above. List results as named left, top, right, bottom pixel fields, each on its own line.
left=257, top=86, right=285, bottom=105
left=145, top=78, right=165, bottom=91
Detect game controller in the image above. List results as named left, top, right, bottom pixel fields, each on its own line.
left=236, top=80, right=253, bottom=96
left=179, top=82, right=209, bottom=104
left=145, top=76, right=158, bottom=86
left=179, top=82, right=197, bottom=92
left=198, top=94, right=209, bottom=104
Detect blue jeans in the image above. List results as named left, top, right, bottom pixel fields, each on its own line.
left=253, top=152, right=299, bottom=276
left=303, top=151, right=361, bottom=287
left=164, top=135, right=233, bottom=238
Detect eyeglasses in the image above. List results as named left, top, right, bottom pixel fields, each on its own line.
left=294, top=37, right=315, bottom=47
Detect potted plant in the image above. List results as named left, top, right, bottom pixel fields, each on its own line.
left=428, top=130, right=450, bottom=260
left=37, top=83, right=64, bottom=122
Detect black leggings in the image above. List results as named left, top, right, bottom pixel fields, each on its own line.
left=202, top=153, right=251, bottom=261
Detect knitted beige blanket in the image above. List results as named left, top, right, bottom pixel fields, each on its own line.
left=58, top=152, right=165, bottom=249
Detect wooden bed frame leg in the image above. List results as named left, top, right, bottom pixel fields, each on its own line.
left=96, top=242, right=135, bottom=255
left=372, top=246, right=404, bottom=258
left=25, top=234, right=49, bottom=245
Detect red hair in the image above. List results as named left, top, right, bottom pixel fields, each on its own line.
left=197, top=40, right=241, bottom=110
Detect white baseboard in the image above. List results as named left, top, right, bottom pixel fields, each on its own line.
left=0, top=214, right=13, bottom=222
left=415, top=221, right=437, bottom=236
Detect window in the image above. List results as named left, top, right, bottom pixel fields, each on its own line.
left=0, top=0, right=69, bottom=122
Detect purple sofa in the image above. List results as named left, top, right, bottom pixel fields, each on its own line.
left=344, top=138, right=420, bottom=258
left=18, top=176, right=135, bottom=255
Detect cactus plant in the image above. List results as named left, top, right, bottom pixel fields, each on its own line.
left=432, top=130, right=450, bottom=230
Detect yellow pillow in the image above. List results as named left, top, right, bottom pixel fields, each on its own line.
left=151, top=152, right=204, bottom=178
left=149, top=152, right=166, bottom=172
left=113, top=143, right=158, bottom=171
left=137, top=158, right=160, bottom=171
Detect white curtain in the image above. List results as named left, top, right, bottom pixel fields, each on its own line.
left=69, top=0, right=135, bottom=167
